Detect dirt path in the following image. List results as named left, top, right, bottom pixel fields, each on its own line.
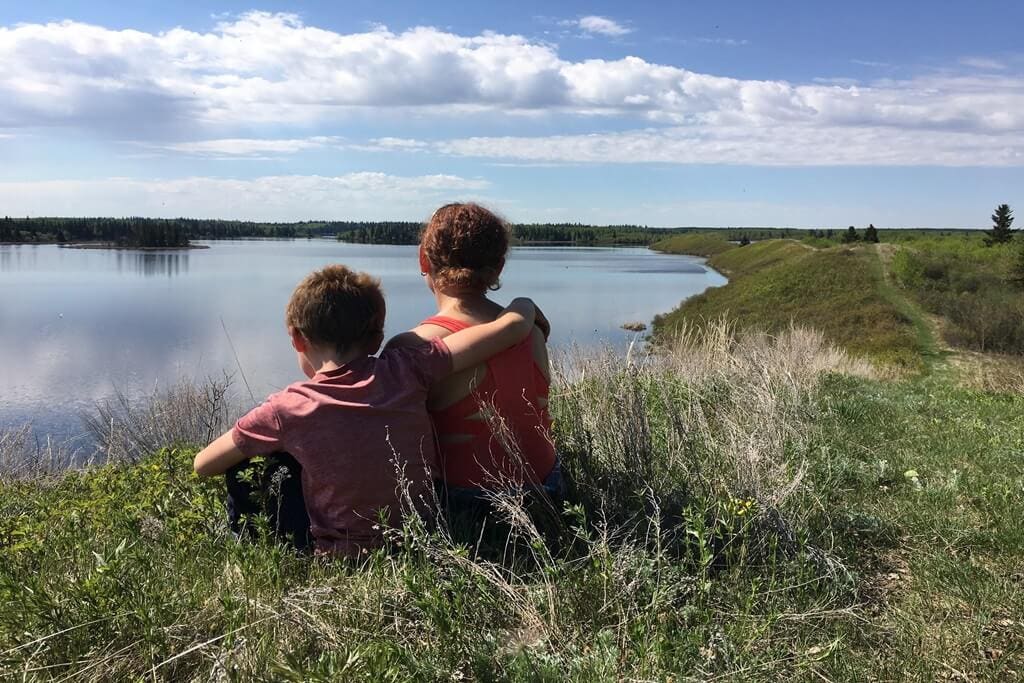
left=872, top=243, right=949, bottom=376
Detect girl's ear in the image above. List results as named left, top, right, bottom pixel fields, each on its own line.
left=418, top=246, right=431, bottom=275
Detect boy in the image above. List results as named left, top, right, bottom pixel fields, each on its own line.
left=193, top=264, right=542, bottom=557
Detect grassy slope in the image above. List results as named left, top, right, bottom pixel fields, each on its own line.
left=651, top=233, right=739, bottom=258
left=654, top=240, right=924, bottom=369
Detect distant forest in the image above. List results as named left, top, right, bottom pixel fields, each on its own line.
left=0, top=216, right=822, bottom=248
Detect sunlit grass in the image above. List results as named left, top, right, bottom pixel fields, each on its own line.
left=654, top=242, right=924, bottom=371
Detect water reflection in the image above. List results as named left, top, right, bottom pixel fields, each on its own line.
left=0, top=244, right=40, bottom=271
left=114, top=251, right=189, bottom=277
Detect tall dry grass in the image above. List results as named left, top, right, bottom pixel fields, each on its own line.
left=82, top=374, right=237, bottom=463
left=0, top=424, right=84, bottom=480
left=2, top=374, right=238, bottom=478
left=951, top=350, right=1024, bottom=395
left=553, top=321, right=872, bottom=529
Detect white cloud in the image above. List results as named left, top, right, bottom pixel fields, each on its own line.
left=960, top=56, right=1007, bottom=71
left=694, top=37, right=748, bottom=46
left=433, top=124, right=1024, bottom=166
left=158, top=136, right=342, bottom=156
left=0, top=173, right=490, bottom=220
left=350, top=137, right=432, bottom=153
left=371, top=137, right=431, bottom=149
left=576, top=16, right=632, bottom=37
left=0, top=13, right=1023, bottom=166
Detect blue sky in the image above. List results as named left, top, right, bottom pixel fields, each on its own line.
left=0, top=1, right=1021, bottom=227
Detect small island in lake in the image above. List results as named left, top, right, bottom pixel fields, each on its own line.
left=3, top=216, right=199, bottom=249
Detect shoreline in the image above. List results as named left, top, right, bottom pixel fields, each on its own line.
left=1, top=241, right=208, bottom=250
left=61, top=242, right=209, bottom=251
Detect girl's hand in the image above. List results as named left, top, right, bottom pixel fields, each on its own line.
left=533, top=305, right=551, bottom=341
left=502, top=298, right=549, bottom=340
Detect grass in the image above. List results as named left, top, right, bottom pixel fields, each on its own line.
left=1, top=324, right=1021, bottom=680
left=653, top=241, right=925, bottom=371
left=808, top=372, right=1024, bottom=679
left=651, top=233, right=739, bottom=258
left=699, top=239, right=810, bottom=278
left=872, top=244, right=943, bottom=369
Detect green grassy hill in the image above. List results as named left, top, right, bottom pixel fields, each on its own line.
left=703, top=239, right=809, bottom=276
left=654, top=240, right=925, bottom=370
left=651, top=233, right=739, bottom=258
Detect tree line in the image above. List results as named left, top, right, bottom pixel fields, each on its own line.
left=6, top=214, right=1016, bottom=259
left=0, top=217, right=844, bottom=249
left=1, top=217, right=193, bottom=247
left=0, top=217, right=711, bottom=247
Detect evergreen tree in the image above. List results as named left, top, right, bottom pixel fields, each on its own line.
left=863, top=223, right=879, bottom=243
left=842, top=225, right=859, bottom=243
left=985, top=204, right=1015, bottom=246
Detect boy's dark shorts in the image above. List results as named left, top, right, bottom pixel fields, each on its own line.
left=226, top=453, right=313, bottom=552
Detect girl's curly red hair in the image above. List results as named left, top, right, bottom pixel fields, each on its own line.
left=421, top=203, right=509, bottom=293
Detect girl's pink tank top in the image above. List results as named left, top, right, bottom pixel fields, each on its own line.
left=421, top=315, right=556, bottom=488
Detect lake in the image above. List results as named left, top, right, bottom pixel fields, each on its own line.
left=0, top=240, right=725, bottom=442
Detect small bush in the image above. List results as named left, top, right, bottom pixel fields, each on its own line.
left=893, top=238, right=1024, bottom=353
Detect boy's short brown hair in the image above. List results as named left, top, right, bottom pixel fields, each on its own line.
left=285, top=264, right=386, bottom=354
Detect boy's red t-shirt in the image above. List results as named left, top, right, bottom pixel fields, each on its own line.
left=231, top=339, right=452, bottom=556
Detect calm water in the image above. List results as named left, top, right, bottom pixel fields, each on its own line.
left=0, top=240, right=725, bottom=441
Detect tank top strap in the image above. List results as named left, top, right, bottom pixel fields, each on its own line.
left=419, top=315, right=474, bottom=333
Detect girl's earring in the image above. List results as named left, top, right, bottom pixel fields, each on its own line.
left=420, top=271, right=427, bottom=276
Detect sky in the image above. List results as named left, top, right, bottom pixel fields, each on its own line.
left=0, top=1, right=1022, bottom=227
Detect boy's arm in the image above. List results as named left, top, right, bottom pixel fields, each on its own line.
left=443, top=297, right=537, bottom=373
left=194, top=429, right=250, bottom=476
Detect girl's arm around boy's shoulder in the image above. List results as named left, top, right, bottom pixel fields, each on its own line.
left=444, top=297, right=537, bottom=373
left=381, top=298, right=547, bottom=382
